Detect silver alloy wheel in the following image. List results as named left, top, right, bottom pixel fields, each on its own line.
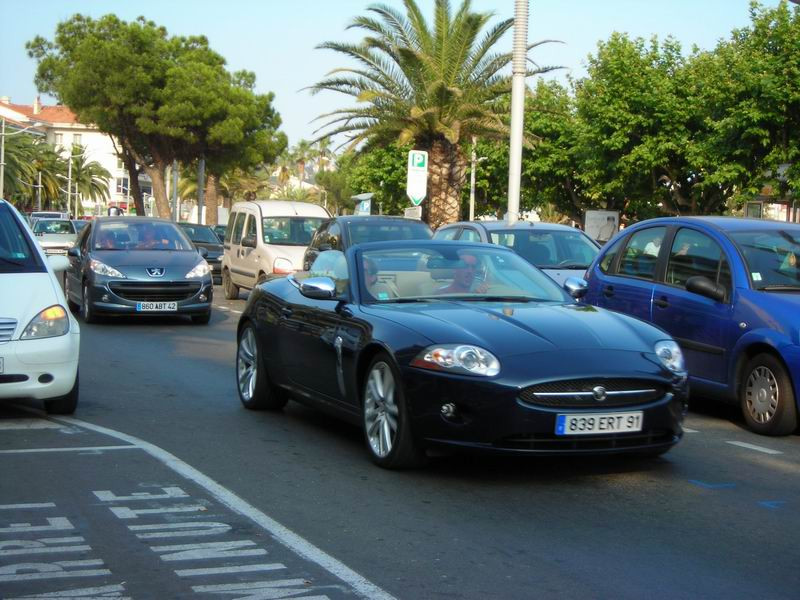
left=237, top=328, right=258, bottom=402
left=744, top=365, right=779, bottom=424
left=364, top=361, right=399, bottom=458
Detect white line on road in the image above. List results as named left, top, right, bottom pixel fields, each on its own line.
left=49, top=415, right=398, bottom=600
left=725, top=441, right=783, bottom=455
left=0, top=419, right=64, bottom=430
left=683, top=427, right=699, bottom=433
left=230, top=310, right=242, bottom=315
left=0, top=503, right=56, bottom=510
left=0, top=445, right=137, bottom=454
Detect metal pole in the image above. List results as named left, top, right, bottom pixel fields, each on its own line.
left=197, top=157, right=205, bottom=224
left=470, top=136, right=477, bottom=221
left=506, top=0, right=528, bottom=226
left=67, top=151, right=73, bottom=217
left=0, top=118, right=5, bottom=200
left=171, top=159, right=179, bottom=221
left=37, top=171, right=42, bottom=211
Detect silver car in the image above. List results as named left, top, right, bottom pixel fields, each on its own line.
left=32, top=219, right=78, bottom=257
left=434, top=220, right=600, bottom=285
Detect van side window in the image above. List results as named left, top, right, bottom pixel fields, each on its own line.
left=225, top=212, right=240, bottom=243
left=245, top=215, right=257, bottom=241
left=231, top=212, right=246, bottom=244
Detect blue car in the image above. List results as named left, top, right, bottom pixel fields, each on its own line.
left=584, top=216, right=800, bottom=436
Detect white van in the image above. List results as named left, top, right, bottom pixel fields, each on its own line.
left=221, top=200, right=331, bottom=299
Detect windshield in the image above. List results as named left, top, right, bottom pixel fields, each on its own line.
left=359, top=244, right=570, bottom=304
left=262, top=217, right=324, bottom=246
left=179, top=224, right=221, bottom=244
left=730, top=229, right=800, bottom=289
left=0, top=204, right=43, bottom=273
left=94, top=221, right=195, bottom=251
left=33, top=219, right=75, bottom=235
left=347, top=221, right=433, bottom=244
left=490, top=229, right=598, bottom=268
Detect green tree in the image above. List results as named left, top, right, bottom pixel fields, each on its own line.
left=310, top=0, right=557, bottom=228
left=348, top=143, right=411, bottom=215
left=27, top=14, right=284, bottom=219
left=66, top=145, right=111, bottom=214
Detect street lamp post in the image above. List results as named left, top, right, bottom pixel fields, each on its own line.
left=506, top=0, right=528, bottom=226
left=469, top=136, right=488, bottom=221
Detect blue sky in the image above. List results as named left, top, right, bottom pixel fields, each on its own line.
left=0, top=0, right=786, bottom=147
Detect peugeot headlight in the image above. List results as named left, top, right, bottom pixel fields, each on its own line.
left=186, top=260, right=211, bottom=279
left=654, top=340, right=686, bottom=374
left=89, top=259, right=125, bottom=278
left=412, top=344, right=500, bottom=377
left=21, top=305, right=70, bottom=339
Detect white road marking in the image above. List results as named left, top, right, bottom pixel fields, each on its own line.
left=175, top=563, right=285, bottom=577
left=0, top=419, right=63, bottom=430
left=49, top=415, right=398, bottom=600
left=217, top=306, right=230, bottom=311
left=725, top=440, right=783, bottom=455
left=0, top=446, right=136, bottom=454
left=683, top=427, right=699, bottom=433
left=0, top=503, right=56, bottom=510
left=230, top=310, right=242, bottom=314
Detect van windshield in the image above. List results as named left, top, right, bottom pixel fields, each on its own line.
left=262, top=217, right=324, bottom=246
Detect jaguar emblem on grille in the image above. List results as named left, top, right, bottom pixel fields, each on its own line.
left=592, top=386, right=608, bottom=402
left=146, top=268, right=165, bottom=277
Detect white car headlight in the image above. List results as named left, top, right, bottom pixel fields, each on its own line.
left=185, top=261, right=211, bottom=279
left=90, top=259, right=125, bottom=278
left=273, top=257, right=294, bottom=275
left=654, top=340, right=686, bottom=374
left=412, top=344, right=500, bottom=377
left=21, top=305, right=70, bottom=340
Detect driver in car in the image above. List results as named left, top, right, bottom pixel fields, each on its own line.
left=436, top=252, right=489, bottom=294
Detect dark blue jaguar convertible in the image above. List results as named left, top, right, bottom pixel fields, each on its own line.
left=236, top=241, right=688, bottom=468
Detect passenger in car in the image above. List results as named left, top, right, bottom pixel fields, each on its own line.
left=363, top=257, right=399, bottom=300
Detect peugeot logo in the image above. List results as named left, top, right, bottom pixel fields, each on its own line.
left=146, top=268, right=165, bottom=278
left=592, top=386, right=608, bottom=402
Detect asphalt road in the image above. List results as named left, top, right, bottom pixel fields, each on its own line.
left=1, top=290, right=798, bottom=599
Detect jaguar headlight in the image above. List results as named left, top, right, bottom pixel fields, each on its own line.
left=21, top=305, right=70, bottom=339
left=186, top=261, right=211, bottom=279
left=90, top=259, right=125, bottom=278
left=412, top=344, right=500, bottom=377
left=654, top=340, right=686, bottom=374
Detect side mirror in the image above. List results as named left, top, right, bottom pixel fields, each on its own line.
left=564, top=277, right=588, bottom=299
left=47, top=255, right=70, bottom=272
left=240, top=235, right=257, bottom=249
left=197, top=246, right=209, bottom=258
left=686, top=275, right=726, bottom=302
left=318, top=243, right=332, bottom=252
left=67, top=247, right=81, bottom=258
left=299, top=277, right=337, bottom=300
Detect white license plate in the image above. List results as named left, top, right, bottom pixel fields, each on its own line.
left=555, top=411, right=643, bottom=436
left=136, top=302, right=177, bottom=312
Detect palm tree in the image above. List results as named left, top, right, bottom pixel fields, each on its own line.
left=314, top=137, right=334, bottom=174
left=310, top=0, right=557, bottom=228
left=67, top=145, right=111, bottom=214
left=290, top=139, right=314, bottom=183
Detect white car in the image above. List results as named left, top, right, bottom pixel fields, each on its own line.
left=32, top=218, right=78, bottom=256
left=0, top=199, right=80, bottom=413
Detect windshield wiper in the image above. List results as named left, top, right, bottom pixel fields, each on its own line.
left=756, top=284, right=800, bottom=291
left=448, top=295, right=537, bottom=302
left=378, top=297, right=441, bottom=303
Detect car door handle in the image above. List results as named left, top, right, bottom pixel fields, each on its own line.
left=281, top=307, right=293, bottom=318
left=654, top=296, right=668, bottom=309
left=603, top=285, right=615, bottom=298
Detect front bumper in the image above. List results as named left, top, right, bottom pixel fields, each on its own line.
left=402, top=365, right=688, bottom=456
left=0, top=332, right=80, bottom=401
left=86, top=277, right=213, bottom=317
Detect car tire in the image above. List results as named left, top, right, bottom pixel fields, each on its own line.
left=192, top=311, right=211, bottom=325
left=223, top=269, right=239, bottom=300
left=740, top=353, right=798, bottom=436
left=44, top=372, right=79, bottom=415
left=82, top=283, right=97, bottom=324
left=236, top=322, right=287, bottom=410
left=361, top=352, right=425, bottom=469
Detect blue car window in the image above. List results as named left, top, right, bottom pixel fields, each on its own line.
left=666, top=229, right=726, bottom=289
left=618, top=227, right=666, bottom=280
